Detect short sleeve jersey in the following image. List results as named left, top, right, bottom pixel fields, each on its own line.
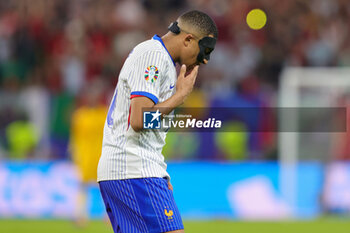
left=97, top=35, right=177, bottom=181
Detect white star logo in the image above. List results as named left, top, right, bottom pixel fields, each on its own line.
left=151, top=110, right=162, bottom=122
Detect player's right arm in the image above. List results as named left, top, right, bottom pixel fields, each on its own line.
left=130, top=64, right=198, bottom=132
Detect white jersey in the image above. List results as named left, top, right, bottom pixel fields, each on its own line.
left=97, top=35, right=177, bottom=182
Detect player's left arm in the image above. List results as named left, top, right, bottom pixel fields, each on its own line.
left=130, top=64, right=198, bottom=132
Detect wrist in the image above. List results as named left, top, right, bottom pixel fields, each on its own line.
left=173, top=91, right=187, bottom=105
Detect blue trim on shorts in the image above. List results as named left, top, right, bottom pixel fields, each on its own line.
left=99, top=178, right=184, bottom=233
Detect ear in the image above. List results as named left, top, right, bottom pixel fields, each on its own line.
left=183, top=34, right=194, bottom=47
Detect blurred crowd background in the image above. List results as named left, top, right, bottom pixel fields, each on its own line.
left=0, top=0, right=350, bottom=161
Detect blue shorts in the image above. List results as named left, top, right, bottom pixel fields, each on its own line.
left=99, top=178, right=184, bottom=233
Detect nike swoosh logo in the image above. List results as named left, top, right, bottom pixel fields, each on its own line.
left=170, top=84, right=175, bottom=89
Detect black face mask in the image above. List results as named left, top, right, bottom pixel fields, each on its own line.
left=168, top=21, right=216, bottom=64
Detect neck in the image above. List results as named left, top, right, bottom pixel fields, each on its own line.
left=161, top=33, right=180, bottom=63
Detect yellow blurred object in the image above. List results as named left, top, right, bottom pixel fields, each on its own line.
left=246, top=9, right=267, bottom=30
left=181, top=89, right=208, bottom=119
left=214, top=121, right=248, bottom=160
left=6, top=121, right=39, bottom=159
left=162, top=132, right=200, bottom=160
left=181, top=89, right=207, bottom=108
left=70, top=105, right=107, bottom=183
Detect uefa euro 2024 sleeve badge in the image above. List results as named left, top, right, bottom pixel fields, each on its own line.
left=145, top=65, right=159, bottom=83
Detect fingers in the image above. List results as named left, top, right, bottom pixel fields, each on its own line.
left=191, top=65, right=199, bottom=77
left=178, top=64, right=187, bottom=79
left=187, top=65, right=199, bottom=84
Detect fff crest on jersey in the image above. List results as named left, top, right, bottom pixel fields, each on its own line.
left=145, top=65, right=159, bottom=83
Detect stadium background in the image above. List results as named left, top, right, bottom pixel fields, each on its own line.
left=0, top=0, right=350, bottom=232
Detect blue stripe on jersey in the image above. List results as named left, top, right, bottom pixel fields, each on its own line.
left=131, top=91, right=159, bottom=104
left=99, top=178, right=184, bottom=233
left=152, top=35, right=176, bottom=66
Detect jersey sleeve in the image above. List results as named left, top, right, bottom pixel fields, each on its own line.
left=129, top=51, right=167, bottom=104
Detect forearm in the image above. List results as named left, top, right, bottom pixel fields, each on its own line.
left=130, top=64, right=198, bottom=132
left=152, top=92, right=186, bottom=116
left=130, top=92, right=186, bottom=132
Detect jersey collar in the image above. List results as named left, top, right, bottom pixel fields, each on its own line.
left=152, top=35, right=175, bottom=66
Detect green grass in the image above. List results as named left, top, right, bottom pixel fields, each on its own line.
left=1, top=218, right=350, bottom=233
left=185, top=218, right=350, bottom=233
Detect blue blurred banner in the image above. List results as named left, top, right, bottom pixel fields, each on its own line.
left=0, top=161, right=349, bottom=219
left=323, top=163, right=350, bottom=214
left=169, top=162, right=324, bottom=219
left=0, top=161, right=79, bottom=218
